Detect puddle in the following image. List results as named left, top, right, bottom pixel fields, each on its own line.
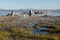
left=23, top=22, right=56, bottom=34
left=31, top=27, right=49, bottom=34
left=28, top=23, right=35, bottom=27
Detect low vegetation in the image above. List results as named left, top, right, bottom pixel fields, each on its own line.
left=0, top=16, right=60, bottom=40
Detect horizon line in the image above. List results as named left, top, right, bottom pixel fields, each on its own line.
left=0, top=8, right=60, bottom=10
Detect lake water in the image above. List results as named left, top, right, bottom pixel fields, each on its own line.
left=0, top=11, right=60, bottom=16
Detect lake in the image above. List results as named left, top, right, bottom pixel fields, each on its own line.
left=0, top=10, right=60, bottom=16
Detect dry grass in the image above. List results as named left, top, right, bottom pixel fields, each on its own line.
left=0, top=16, right=60, bottom=40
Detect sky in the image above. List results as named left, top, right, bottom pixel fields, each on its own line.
left=0, top=0, right=60, bottom=9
